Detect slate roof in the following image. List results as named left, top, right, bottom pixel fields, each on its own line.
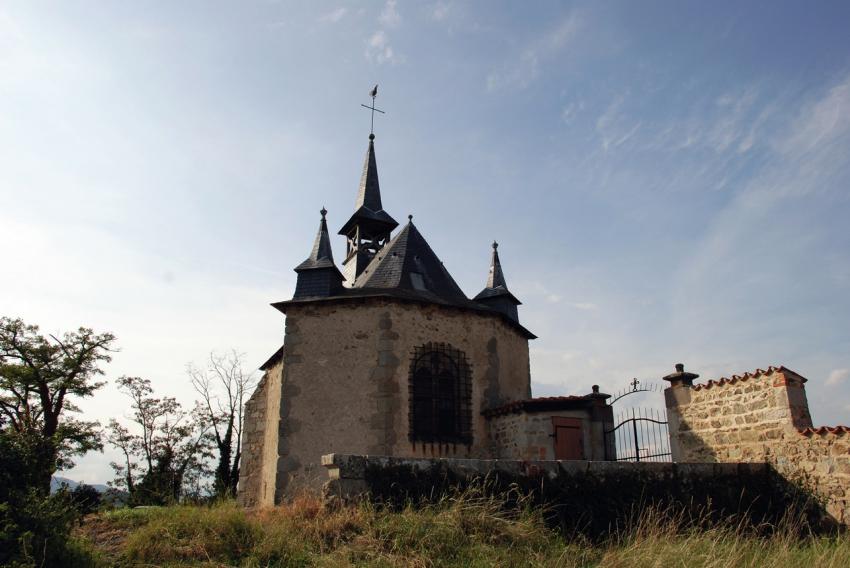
left=353, top=220, right=469, bottom=304
left=295, top=208, right=339, bottom=272
left=275, top=218, right=537, bottom=334
left=473, top=242, right=521, bottom=305
left=279, top=217, right=536, bottom=338
left=259, top=345, right=284, bottom=370
left=338, top=137, right=398, bottom=235
left=276, top=136, right=536, bottom=339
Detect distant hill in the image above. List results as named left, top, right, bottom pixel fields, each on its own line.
left=50, top=476, right=110, bottom=494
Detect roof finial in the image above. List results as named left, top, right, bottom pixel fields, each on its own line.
left=492, top=241, right=498, bottom=250
left=408, top=214, right=413, bottom=222
left=320, top=206, right=327, bottom=219
left=360, top=84, right=385, bottom=138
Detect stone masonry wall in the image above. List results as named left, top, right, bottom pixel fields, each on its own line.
left=259, top=359, right=284, bottom=506
left=271, top=298, right=532, bottom=499
left=666, top=366, right=850, bottom=524
left=489, top=410, right=610, bottom=461
left=321, top=454, right=830, bottom=537
left=237, top=359, right=284, bottom=508
left=236, top=372, right=268, bottom=507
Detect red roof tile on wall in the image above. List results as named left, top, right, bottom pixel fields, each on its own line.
left=798, top=426, right=850, bottom=436
left=692, top=365, right=807, bottom=391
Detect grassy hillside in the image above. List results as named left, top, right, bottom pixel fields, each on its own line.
left=71, top=495, right=850, bottom=567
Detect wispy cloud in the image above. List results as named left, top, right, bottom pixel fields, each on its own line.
left=595, top=94, right=643, bottom=152
left=827, top=368, right=849, bottom=386
left=318, top=7, right=347, bottom=24
left=776, top=78, right=850, bottom=157
left=561, top=100, right=585, bottom=124
left=365, top=30, right=399, bottom=64
left=486, top=13, right=581, bottom=91
left=431, top=2, right=450, bottom=21
left=365, top=1, right=402, bottom=64
left=670, top=72, right=850, bottom=352
left=379, top=0, right=401, bottom=28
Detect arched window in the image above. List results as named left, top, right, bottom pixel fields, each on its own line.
left=409, top=343, right=472, bottom=444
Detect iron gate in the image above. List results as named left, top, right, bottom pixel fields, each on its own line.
left=604, top=380, right=671, bottom=462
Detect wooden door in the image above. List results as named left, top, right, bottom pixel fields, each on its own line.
left=552, top=417, right=584, bottom=460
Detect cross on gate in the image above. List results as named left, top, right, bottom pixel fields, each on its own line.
left=361, top=84, right=385, bottom=136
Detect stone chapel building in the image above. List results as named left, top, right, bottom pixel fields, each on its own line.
left=237, top=133, right=613, bottom=507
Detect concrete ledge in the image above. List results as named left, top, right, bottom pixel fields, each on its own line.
left=322, top=453, right=766, bottom=485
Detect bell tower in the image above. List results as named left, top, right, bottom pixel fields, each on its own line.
left=338, top=133, right=398, bottom=286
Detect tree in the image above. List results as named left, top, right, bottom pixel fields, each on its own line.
left=0, top=427, right=88, bottom=565
left=188, top=350, right=256, bottom=498
left=107, top=376, right=211, bottom=505
left=70, top=483, right=102, bottom=517
left=0, top=317, right=115, bottom=494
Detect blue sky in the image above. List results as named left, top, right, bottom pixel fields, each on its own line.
left=2, top=1, right=850, bottom=483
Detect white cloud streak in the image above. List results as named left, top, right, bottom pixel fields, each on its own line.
left=486, top=13, right=581, bottom=91
left=365, top=30, right=398, bottom=64
left=827, top=368, right=849, bottom=386
left=379, top=0, right=401, bottom=28
left=319, top=7, right=347, bottom=24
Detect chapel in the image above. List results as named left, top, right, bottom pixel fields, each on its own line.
left=237, top=131, right=613, bottom=507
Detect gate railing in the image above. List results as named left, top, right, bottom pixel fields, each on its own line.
left=604, top=407, right=671, bottom=462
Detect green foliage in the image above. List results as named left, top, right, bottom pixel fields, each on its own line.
left=107, top=376, right=212, bottom=506
left=0, top=477, right=98, bottom=566
left=0, top=316, right=114, bottom=494
left=0, top=316, right=114, bottom=567
left=71, top=484, right=103, bottom=517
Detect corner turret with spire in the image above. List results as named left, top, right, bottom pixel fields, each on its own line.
left=474, top=241, right=522, bottom=322
left=292, top=207, right=344, bottom=299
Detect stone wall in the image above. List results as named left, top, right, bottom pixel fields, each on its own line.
left=257, top=298, right=531, bottom=500
left=487, top=399, right=613, bottom=461
left=322, top=454, right=830, bottom=537
left=258, top=360, right=284, bottom=506
left=236, top=372, right=268, bottom=507
left=665, top=366, right=850, bottom=525
left=237, top=359, right=284, bottom=508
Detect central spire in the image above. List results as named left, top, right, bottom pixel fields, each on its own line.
left=338, top=132, right=399, bottom=286
left=338, top=87, right=398, bottom=285
left=355, top=134, right=383, bottom=212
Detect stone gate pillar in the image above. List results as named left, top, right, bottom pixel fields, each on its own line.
left=662, top=363, right=699, bottom=462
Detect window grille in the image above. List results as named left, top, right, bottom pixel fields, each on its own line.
left=408, top=343, right=472, bottom=445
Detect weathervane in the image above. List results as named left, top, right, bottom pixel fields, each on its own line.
left=360, top=84, right=385, bottom=137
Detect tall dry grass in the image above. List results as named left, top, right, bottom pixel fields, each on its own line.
left=79, top=490, right=849, bottom=567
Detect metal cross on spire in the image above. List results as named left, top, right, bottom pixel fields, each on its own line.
left=360, top=84, right=385, bottom=137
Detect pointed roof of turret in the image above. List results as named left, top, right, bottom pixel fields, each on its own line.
left=353, top=216, right=468, bottom=304
left=295, top=207, right=339, bottom=272
left=474, top=242, right=521, bottom=305
left=338, top=135, right=399, bottom=235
